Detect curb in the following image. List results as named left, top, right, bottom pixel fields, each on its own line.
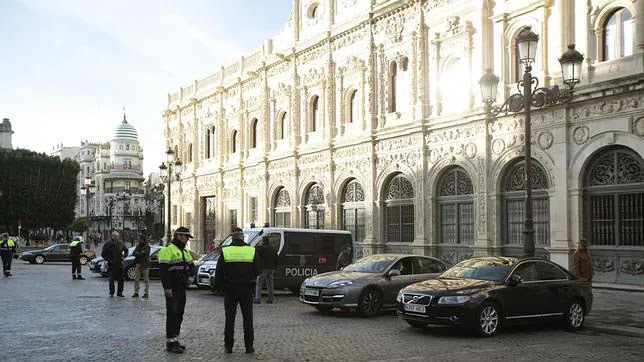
left=585, top=322, right=644, bottom=339
left=593, top=286, right=644, bottom=293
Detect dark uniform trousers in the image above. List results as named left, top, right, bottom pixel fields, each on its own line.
left=1, top=251, right=12, bottom=272
left=166, top=288, right=187, bottom=339
left=224, top=286, right=254, bottom=348
left=71, top=256, right=81, bottom=275
left=109, top=265, right=124, bottom=295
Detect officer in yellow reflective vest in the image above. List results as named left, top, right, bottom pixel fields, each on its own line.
left=159, top=227, right=195, bottom=354
left=70, top=236, right=85, bottom=280
left=1, top=233, right=17, bottom=277
left=214, top=227, right=260, bottom=354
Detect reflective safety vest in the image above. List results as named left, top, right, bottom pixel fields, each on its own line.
left=159, top=242, right=193, bottom=271
left=0, top=238, right=16, bottom=251
left=70, top=240, right=81, bottom=247
left=222, top=245, right=255, bottom=263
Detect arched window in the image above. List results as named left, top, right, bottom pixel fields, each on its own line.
left=231, top=130, right=237, bottom=154
left=187, top=144, right=193, bottom=163
left=250, top=118, right=258, bottom=149
left=310, top=96, right=319, bottom=132
left=342, top=179, right=365, bottom=243
left=603, top=8, right=633, bottom=61
left=441, top=58, right=467, bottom=113
left=273, top=188, right=291, bottom=227
left=348, top=90, right=358, bottom=123
left=305, top=184, right=325, bottom=229
left=437, top=167, right=475, bottom=244
left=385, top=174, right=414, bottom=242
left=501, top=159, right=550, bottom=248
left=277, top=112, right=286, bottom=140
left=583, top=147, right=644, bottom=247
left=388, top=61, right=397, bottom=113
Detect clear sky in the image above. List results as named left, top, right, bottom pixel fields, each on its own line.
left=0, top=0, right=292, bottom=175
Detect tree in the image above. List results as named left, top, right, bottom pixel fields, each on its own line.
left=0, top=149, right=80, bottom=234
left=70, top=217, right=89, bottom=233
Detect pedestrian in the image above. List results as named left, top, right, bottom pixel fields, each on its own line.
left=101, top=231, right=129, bottom=297
left=1, top=233, right=17, bottom=277
left=336, top=245, right=353, bottom=270
left=254, top=235, right=279, bottom=304
left=572, top=238, right=593, bottom=282
left=159, top=227, right=195, bottom=354
left=132, top=234, right=151, bottom=298
left=208, top=241, right=216, bottom=253
left=214, top=227, right=260, bottom=354
left=70, top=236, right=85, bottom=280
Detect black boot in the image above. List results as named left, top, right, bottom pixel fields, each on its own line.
left=77, top=275, right=85, bottom=280
left=166, top=342, right=184, bottom=354
left=72, top=275, right=77, bottom=280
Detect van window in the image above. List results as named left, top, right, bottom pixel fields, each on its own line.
left=318, top=234, right=347, bottom=255
left=266, top=233, right=282, bottom=253
left=283, top=232, right=317, bottom=255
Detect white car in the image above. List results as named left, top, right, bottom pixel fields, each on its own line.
left=197, top=252, right=220, bottom=290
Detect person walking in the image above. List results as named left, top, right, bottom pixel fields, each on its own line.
left=572, top=238, right=593, bottom=282
left=159, top=227, right=195, bottom=354
left=336, top=245, right=353, bottom=270
left=254, top=235, right=279, bottom=304
left=101, top=231, right=128, bottom=297
left=70, top=236, right=85, bottom=280
left=132, top=234, right=151, bottom=298
left=1, top=233, right=17, bottom=277
left=214, top=227, right=260, bottom=354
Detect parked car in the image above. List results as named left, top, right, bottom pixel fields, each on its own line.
left=396, top=257, right=593, bottom=337
left=196, top=251, right=220, bottom=290
left=299, top=254, right=448, bottom=316
left=20, top=244, right=96, bottom=265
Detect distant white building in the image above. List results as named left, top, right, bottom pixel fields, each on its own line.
left=0, top=118, right=13, bottom=150
left=53, top=114, right=146, bottom=242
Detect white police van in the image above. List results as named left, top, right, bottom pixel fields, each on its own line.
left=201, top=227, right=353, bottom=294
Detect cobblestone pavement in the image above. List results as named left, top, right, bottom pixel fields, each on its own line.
left=1, top=262, right=643, bottom=362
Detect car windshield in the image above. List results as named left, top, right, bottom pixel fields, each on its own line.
left=343, top=256, right=398, bottom=273
left=440, top=259, right=512, bottom=281
left=219, top=229, right=263, bottom=247
left=203, top=251, right=220, bottom=262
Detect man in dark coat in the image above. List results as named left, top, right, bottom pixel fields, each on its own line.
left=214, top=227, right=261, bottom=354
left=254, top=235, right=279, bottom=304
left=101, top=231, right=129, bottom=297
left=132, top=234, right=151, bottom=298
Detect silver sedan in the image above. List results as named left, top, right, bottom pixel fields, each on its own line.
left=299, top=254, right=448, bottom=317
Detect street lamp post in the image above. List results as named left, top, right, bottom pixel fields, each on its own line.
left=80, top=176, right=96, bottom=248
left=159, top=148, right=182, bottom=245
left=116, top=191, right=132, bottom=244
left=479, top=26, right=584, bottom=257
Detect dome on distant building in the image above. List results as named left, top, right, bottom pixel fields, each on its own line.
left=112, top=114, right=138, bottom=141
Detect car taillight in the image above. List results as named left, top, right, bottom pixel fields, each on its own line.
left=319, top=257, right=327, bottom=264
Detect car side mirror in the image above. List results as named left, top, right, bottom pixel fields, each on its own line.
left=387, top=269, right=401, bottom=278
left=508, top=274, right=523, bottom=286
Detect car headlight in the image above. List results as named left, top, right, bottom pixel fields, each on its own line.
left=208, top=269, right=215, bottom=275
left=201, top=266, right=210, bottom=272
left=327, top=280, right=353, bottom=288
left=437, top=295, right=471, bottom=304
left=396, top=290, right=404, bottom=303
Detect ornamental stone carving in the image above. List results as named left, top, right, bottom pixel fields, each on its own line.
left=537, top=131, right=554, bottom=150
left=594, top=257, right=615, bottom=273
left=634, top=117, right=644, bottom=137
left=426, top=125, right=481, bottom=145
left=464, top=143, right=477, bottom=159
left=573, top=126, right=590, bottom=145
left=569, top=95, right=643, bottom=121
left=491, top=139, right=505, bottom=155
left=621, top=259, right=644, bottom=276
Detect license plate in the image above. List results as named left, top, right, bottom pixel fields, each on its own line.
left=403, top=304, right=426, bottom=313
left=303, top=289, right=320, bottom=297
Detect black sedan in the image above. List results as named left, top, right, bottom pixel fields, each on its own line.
left=396, top=257, right=593, bottom=337
left=20, top=244, right=96, bottom=265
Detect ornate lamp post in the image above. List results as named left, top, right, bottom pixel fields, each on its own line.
left=116, top=191, right=132, bottom=244
left=80, top=176, right=96, bottom=248
left=159, top=148, right=182, bottom=245
left=479, top=26, right=584, bottom=257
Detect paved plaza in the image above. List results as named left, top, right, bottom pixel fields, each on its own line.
left=1, top=262, right=643, bottom=362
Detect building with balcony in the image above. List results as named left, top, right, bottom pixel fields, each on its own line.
left=53, top=114, right=146, bottom=242
left=164, top=0, right=644, bottom=285
left=0, top=118, right=14, bottom=150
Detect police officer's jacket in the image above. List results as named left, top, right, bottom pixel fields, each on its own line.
left=70, top=240, right=83, bottom=257
left=214, top=239, right=260, bottom=290
left=0, top=238, right=16, bottom=253
left=159, top=239, right=194, bottom=290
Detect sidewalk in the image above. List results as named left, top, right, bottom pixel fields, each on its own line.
left=585, top=284, right=644, bottom=338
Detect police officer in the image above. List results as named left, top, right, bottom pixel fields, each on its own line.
left=1, top=233, right=17, bottom=277
left=159, top=227, right=195, bottom=354
left=70, top=236, right=85, bottom=280
left=214, top=227, right=260, bottom=354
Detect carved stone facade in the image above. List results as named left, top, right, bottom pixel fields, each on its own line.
left=164, top=0, right=644, bottom=285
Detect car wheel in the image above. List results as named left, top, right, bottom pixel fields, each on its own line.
left=475, top=302, right=500, bottom=337
left=35, top=255, right=45, bottom=264
left=564, top=300, right=585, bottom=331
left=406, top=320, right=428, bottom=328
left=314, top=306, right=333, bottom=314
left=126, top=266, right=136, bottom=281
left=358, top=288, right=382, bottom=317
left=79, top=256, right=89, bottom=265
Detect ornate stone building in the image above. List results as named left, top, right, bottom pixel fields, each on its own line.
left=0, top=118, right=14, bottom=150
left=164, top=0, right=644, bottom=285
